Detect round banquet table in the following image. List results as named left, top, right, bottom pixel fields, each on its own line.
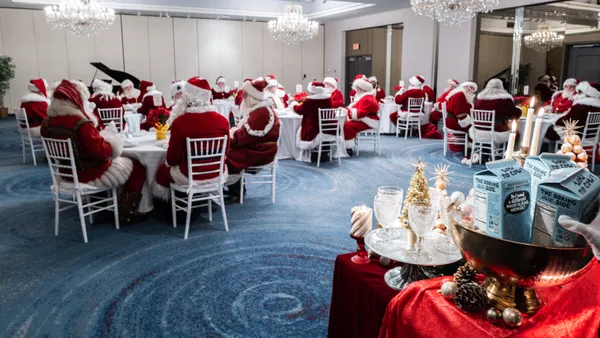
left=378, top=101, right=433, bottom=134
left=276, top=112, right=303, bottom=161
left=121, top=132, right=167, bottom=213
left=213, top=99, right=234, bottom=119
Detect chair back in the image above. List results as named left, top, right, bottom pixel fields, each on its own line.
left=41, top=137, right=80, bottom=188
left=407, top=97, right=424, bottom=113
left=318, top=108, right=342, bottom=139
left=98, top=107, right=124, bottom=132
left=185, top=136, right=228, bottom=188
left=582, top=111, right=600, bottom=144
left=14, top=108, right=32, bottom=136
left=471, top=109, right=496, bottom=142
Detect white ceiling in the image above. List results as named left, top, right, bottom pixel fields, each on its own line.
left=2, top=0, right=411, bottom=22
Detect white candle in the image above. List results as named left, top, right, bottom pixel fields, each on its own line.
left=529, top=109, right=545, bottom=156
left=505, top=120, right=517, bottom=159
left=523, top=85, right=529, bottom=95
left=295, top=84, right=303, bottom=93
left=521, top=97, right=535, bottom=148
left=399, top=80, right=405, bottom=88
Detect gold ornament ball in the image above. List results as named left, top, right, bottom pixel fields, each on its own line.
left=565, top=151, right=576, bottom=161
left=569, top=134, right=581, bottom=145
left=577, top=152, right=588, bottom=162
left=379, top=256, right=391, bottom=267
left=563, top=136, right=571, bottom=144
left=486, top=307, right=502, bottom=324
left=561, top=143, right=574, bottom=153
left=436, top=181, right=447, bottom=191
left=573, top=145, right=584, bottom=155
left=502, top=307, right=523, bottom=328
left=439, top=281, right=458, bottom=299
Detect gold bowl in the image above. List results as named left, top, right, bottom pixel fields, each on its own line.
left=451, top=222, right=594, bottom=314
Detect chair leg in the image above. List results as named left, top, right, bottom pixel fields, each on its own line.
left=112, top=188, right=120, bottom=230
left=443, top=137, right=447, bottom=157
left=464, top=138, right=468, bottom=157
left=29, top=139, right=37, bottom=166
left=183, top=193, right=193, bottom=240
left=171, top=188, right=177, bottom=228
left=417, top=123, right=422, bottom=139
left=355, top=137, right=360, bottom=156
left=337, top=141, right=342, bottom=165
left=54, top=196, right=60, bottom=236
left=86, top=195, right=94, bottom=224
left=240, top=171, right=245, bottom=204
left=271, top=166, right=277, bottom=203
left=220, top=193, right=229, bottom=232
left=404, top=124, right=408, bottom=140
left=21, top=138, right=26, bottom=163
left=317, top=143, right=323, bottom=167
left=76, top=193, right=88, bottom=243
left=208, top=198, right=213, bottom=222
left=592, top=145, right=597, bottom=172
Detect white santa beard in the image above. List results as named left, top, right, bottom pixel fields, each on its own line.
left=265, top=92, right=284, bottom=109
left=562, top=91, right=574, bottom=99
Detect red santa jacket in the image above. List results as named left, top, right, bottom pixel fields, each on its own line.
left=330, top=89, right=345, bottom=108
left=20, top=92, right=49, bottom=135
left=445, top=89, right=474, bottom=132
left=349, top=89, right=357, bottom=100
left=558, top=97, right=600, bottom=128
left=234, top=90, right=244, bottom=106
left=348, top=93, right=380, bottom=128
left=395, top=88, right=427, bottom=110
left=137, top=90, right=166, bottom=116
left=90, top=92, right=124, bottom=130
left=374, top=86, right=386, bottom=102
left=549, top=91, right=574, bottom=113
left=212, top=87, right=233, bottom=100
left=474, top=96, right=521, bottom=133
left=423, top=85, right=435, bottom=102
left=228, top=103, right=280, bottom=174
left=433, top=88, right=453, bottom=111
left=166, top=110, right=230, bottom=182
left=121, top=96, right=137, bottom=104
left=293, top=93, right=333, bottom=149
left=40, top=100, right=131, bottom=187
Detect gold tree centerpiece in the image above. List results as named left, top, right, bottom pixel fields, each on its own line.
left=400, top=158, right=431, bottom=248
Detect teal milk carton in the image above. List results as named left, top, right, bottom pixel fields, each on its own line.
left=532, top=168, right=600, bottom=247
left=524, top=154, right=577, bottom=221
left=473, top=159, right=532, bottom=243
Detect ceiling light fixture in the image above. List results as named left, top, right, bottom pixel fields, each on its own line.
left=44, top=0, right=115, bottom=37
left=410, top=0, right=499, bottom=26
left=524, top=24, right=564, bottom=53
left=268, top=2, right=319, bottom=45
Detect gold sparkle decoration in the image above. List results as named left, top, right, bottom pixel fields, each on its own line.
left=430, top=164, right=454, bottom=191
left=559, top=119, right=583, bottom=137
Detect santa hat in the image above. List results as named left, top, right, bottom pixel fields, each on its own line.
left=28, top=79, right=48, bottom=98
left=354, top=74, right=367, bottom=81
left=241, top=77, right=268, bottom=101
left=53, top=80, right=87, bottom=115
left=576, top=81, right=600, bottom=99
left=409, top=75, right=425, bottom=88
left=448, top=79, right=459, bottom=87
left=267, top=79, right=278, bottom=88
left=563, top=78, right=578, bottom=88
left=139, top=80, right=155, bottom=97
left=461, top=81, right=478, bottom=92
left=170, top=80, right=185, bottom=96
left=323, top=77, right=338, bottom=88
left=92, top=79, right=112, bottom=92
left=183, top=77, right=212, bottom=103
left=368, top=76, right=378, bottom=83
left=352, top=77, right=373, bottom=93
left=307, top=81, right=326, bottom=95
left=121, top=79, right=134, bottom=89
left=265, top=74, right=276, bottom=81
left=216, top=76, right=226, bottom=85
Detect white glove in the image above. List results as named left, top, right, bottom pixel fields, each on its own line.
left=106, top=121, right=119, bottom=134
left=558, top=215, right=600, bottom=260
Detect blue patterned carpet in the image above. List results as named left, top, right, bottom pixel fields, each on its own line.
left=0, top=117, right=481, bottom=337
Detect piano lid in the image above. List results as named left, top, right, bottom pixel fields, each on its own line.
left=90, top=62, right=141, bottom=88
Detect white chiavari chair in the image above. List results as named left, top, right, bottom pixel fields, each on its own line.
left=240, top=124, right=280, bottom=204
left=14, top=108, right=44, bottom=166
left=396, top=97, right=424, bottom=139
left=470, top=109, right=504, bottom=167
left=314, top=108, right=343, bottom=167
left=355, top=110, right=381, bottom=156
left=442, top=103, right=469, bottom=157
left=98, top=107, right=124, bottom=132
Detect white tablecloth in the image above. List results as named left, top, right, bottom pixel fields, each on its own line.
left=516, top=112, right=566, bottom=154
left=213, top=99, right=234, bottom=119
left=378, top=101, right=433, bottom=133
left=121, top=132, right=167, bottom=213
left=277, top=113, right=303, bottom=161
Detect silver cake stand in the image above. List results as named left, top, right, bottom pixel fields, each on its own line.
left=365, top=228, right=463, bottom=290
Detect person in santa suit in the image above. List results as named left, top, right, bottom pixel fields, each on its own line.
left=212, top=76, right=234, bottom=100
left=168, top=80, right=185, bottom=110
left=430, top=79, right=459, bottom=125
left=20, top=78, right=50, bottom=136
left=226, top=77, right=280, bottom=203
left=445, top=82, right=478, bottom=158
left=349, top=74, right=368, bottom=102
left=234, top=78, right=252, bottom=107
left=369, top=76, right=386, bottom=102
left=292, top=81, right=332, bottom=157
left=534, top=75, right=554, bottom=104
left=89, top=79, right=124, bottom=131
left=471, top=78, right=522, bottom=145
left=265, top=79, right=287, bottom=110
left=276, top=82, right=290, bottom=107
left=137, top=80, right=166, bottom=129
left=343, top=77, right=380, bottom=154
left=423, top=83, right=435, bottom=103
left=119, top=79, right=140, bottom=105
left=544, top=78, right=577, bottom=114
left=48, top=81, right=60, bottom=100
left=41, top=80, right=147, bottom=223
left=324, top=77, right=344, bottom=108
left=545, top=81, right=600, bottom=142
left=152, top=77, right=230, bottom=216
left=389, top=75, right=427, bottom=125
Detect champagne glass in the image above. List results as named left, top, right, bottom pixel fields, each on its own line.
left=373, top=186, right=404, bottom=252
left=407, top=204, right=436, bottom=263
left=435, top=197, right=460, bottom=254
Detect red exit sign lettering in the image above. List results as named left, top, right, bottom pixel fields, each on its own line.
left=352, top=43, right=360, bottom=50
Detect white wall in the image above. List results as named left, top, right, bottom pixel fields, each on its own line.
left=0, top=8, right=324, bottom=109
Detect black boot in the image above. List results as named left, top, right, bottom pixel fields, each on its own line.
left=346, top=148, right=354, bottom=157
left=118, top=191, right=142, bottom=225
left=225, top=183, right=241, bottom=205
left=311, top=150, right=331, bottom=163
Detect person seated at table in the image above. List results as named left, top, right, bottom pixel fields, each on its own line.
left=470, top=78, right=521, bottom=145
left=534, top=74, right=554, bottom=104
left=422, top=77, right=435, bottom=103
left=137, top=80, right=166, bottom=115
left=445, top=82, right=477, bottom=160
left=324, top=77, right=344, bottom=108
left=544, top=78, right=577, bottom=114
left=168, top=80, right=185, bottom=110
left=152, top=77, right=230, bottom=218
left=89, top=79, right=124, bottom=131
left=343, top=76, right=379, bottom=155
left=430, top=79, right=459, bottom=125
left=119, top=79, right=140, bottom=105
left=292, top=81, right=332, bottom=155
left=389, top=75, right=427, bottom=126
left=234, top=78, right=252, bottom=107
left=212, top=76, right=234, bottom=100
left=41, top=80, right=147, bottom=223
left=545, top=81, right=600, bottom=142
left=265, top=79, right=286, bottom=110
left=369, top=76, right=386, bottom=103
left=349, top=74, right=368, bottom=102
left=225, top=77, right=280, bottom=204
left=276, top=82, right=290, bottom=107
left=20, top=78, right=50, bottom=137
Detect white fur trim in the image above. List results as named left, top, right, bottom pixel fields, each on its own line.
left=307, top=92, right=331, bottom=100
left=151, top=180, right=170, bottom=201
left=266, top=94, right=285, bottom=110
left=576, top=82, right=600, bottom=99
left=344, top=139, right=355, bottom=149
left=323, top=77, right=337, bottom=88
left=368, top=76, right=377, bottom=83
left=307, top=82, right=326, bottom=95
left=170, top=81, right=185, bottom=96
left=295, top=127, right=320, bottom=150
left=351, top=108, right=358, bottom=120
left=563, top=78, right=577, bottom=88
left=446, top=83, right=477, bottom=104
left=91, top=90, right=117, bottom=101
left=476, top=89, right=513, bottom=101
left=70, top=80, right=91, bottom=102
left=121, top=79, right=134, bottom=88
left=88, top=156, right=134, bottom=189
left=21, top=92, right=50, bottom=104
left=409, top=76, right=422, bottom=88
left=353, top=78, right=373, bottom=93
left=267, top=79, right=278, bottom=88
left=573, top=97, right=600, bottom=108
left=242, top=79, right=265, bottom=101
left=226, top=173, right=241, bottom=186
left=28, top=126, right=41, bottom=137
left=143, top=89, right=161, bottom=100
left=458, top=115, right=472, bottom=128
left=184, top=105, right=218, bottom=113
left=244, top=104, right=275, bottom=137
left=358, top=116, right=379, bottom=129
left=468, top=128, right=510, bottom=144
left=213, top=85, right=231, bottom=93
left=170, top=164, right=228, bottom=188
left=100, top=129, right=124, bottom=159
left=216, top=77, right=227, bottom=85
left=47, top=99, right=99, bottom=127
left=276, top=89, right=287, bottom=99
left=448, top=79, right=459, bottom=87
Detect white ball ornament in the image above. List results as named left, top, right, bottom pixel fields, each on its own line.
left=573, top=145, right=584, bottom=155
left=502, top=307, right=523, bottom=328
left=439, top=281, right=458, bottom=299
left=450, top=191, right=465, bottom=205
left=565, top=152, right=576, bottom=161
left=569, top=134, right=581, bottom=145
left=577, top=152, right=588, bottom=162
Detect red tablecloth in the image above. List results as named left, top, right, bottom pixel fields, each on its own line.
left=327, top=253, right=399, bottom=338
left=379, top=260, right=600, bottom=338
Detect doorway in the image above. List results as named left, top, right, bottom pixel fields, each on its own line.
left=345, top=56, right=372, bottom=103
left=565, top=44, right=600, bottom=83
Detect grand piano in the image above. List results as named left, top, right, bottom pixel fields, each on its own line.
left=89, top=62, right=140, bottom=94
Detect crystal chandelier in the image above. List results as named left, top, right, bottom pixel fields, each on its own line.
left=267, top=3, right=319, bottom=45
left=411, top=0, right=499, bottom=26
left=45, top=0, right=115, bottom=37
left=524, top=24, right=564, bottom=53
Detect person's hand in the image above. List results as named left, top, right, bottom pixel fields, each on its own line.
left=106, top=121, right=119, bottom=134
left=558, top=215, right=600, bottom=260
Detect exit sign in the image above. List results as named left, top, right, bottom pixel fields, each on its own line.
left=352, top=43, right=360, bottom=50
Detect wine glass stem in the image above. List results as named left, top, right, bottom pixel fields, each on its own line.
left=416, top=235, right=424, bottom=255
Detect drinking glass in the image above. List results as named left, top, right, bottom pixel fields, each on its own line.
left=407, top=204, right=436, bottom=263
left=373, top=186, right=404, bottom=252
left=435, top=196, right=460, bottom=254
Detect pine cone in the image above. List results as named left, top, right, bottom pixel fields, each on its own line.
left=454, top=282, right=488, bottom=313
left=454, top=263, right=478, bottom=286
